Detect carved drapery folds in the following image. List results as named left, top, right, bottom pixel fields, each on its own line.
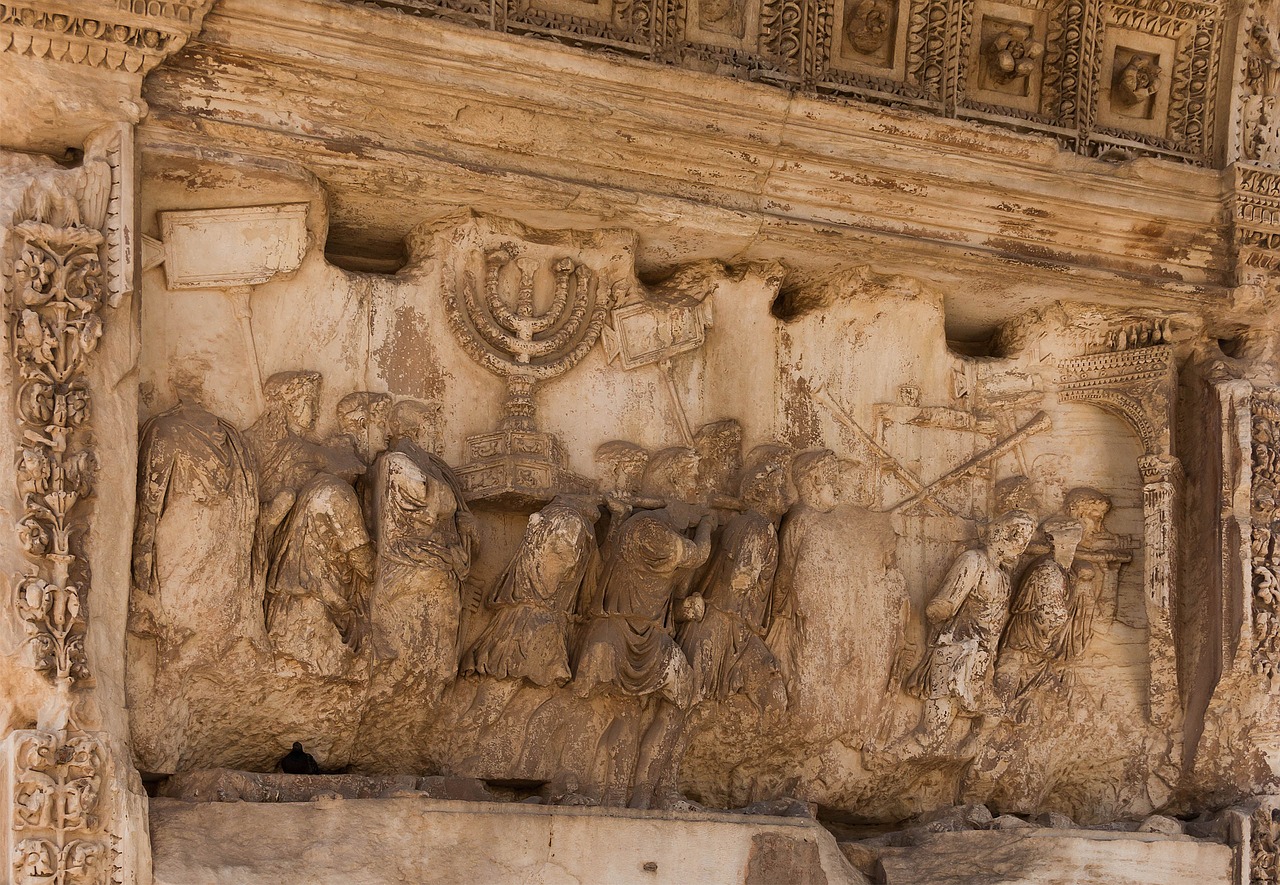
left=5, top=729, right=110, bottom=885
left=1058, top=337, right=1180, bottom=729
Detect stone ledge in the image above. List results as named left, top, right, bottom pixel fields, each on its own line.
left=870, top=828, right=1234, bottom=885
left=149, top=796, right=867, bottom=884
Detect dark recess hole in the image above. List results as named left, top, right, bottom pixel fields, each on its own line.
left=771, top=287, right=802, bottom=321
left=325, top=241, right=408, bottom=275
left=947, top=331, right=1001, bottom=358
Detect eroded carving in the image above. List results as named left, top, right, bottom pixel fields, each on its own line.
left=985, top=23, right=1044, bottom=86
left=679, top=444, right=793, bottom=712
left=252, top=375, right=377, bottom=677
left=8, top=204, right=106, bottom=686
left=7, top=729, right=110, bottom=885
left=573, top=447, right=716, bottom=808
left=843, top=0, right=894, bottom=56
left=901, top=510, right=1037, bottom=755
left=1111, top=52, right=1161, bottom=113
left=0, top=2, right=214, bottom=74
left=439, top=223, right=621, bottom=505
left=368, top=399, right=475, bottom=691
left=131, top=402, right=259, bottom=668
left=765, top=448, right=841, bottom=686
left=461, top=496, right=599, bottom=686
left=995, top=516, right=1086, bottom=713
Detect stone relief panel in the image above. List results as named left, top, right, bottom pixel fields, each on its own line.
left=128, top=204, right=1197, bottom=824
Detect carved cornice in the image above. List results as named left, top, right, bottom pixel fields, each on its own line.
left=329, top=0, right=1226, bottom=165
left=143, top=0, right=1236, bottom=311
left=0, top=1, right=215, bottom=75
left=1231, top=163, right=1280, bottom=277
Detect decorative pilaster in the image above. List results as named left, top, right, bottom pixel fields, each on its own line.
left=1228, top=0, right=1280, bottom=281
left=8, top=216, right=105, bottom=689
left=1138, top=451, right=1183, bottom=731
left=0, top=2, right=211, bottom=883
left=0, top=156, right=119, bottom=885
left=5, top=729, right=110, bottom=885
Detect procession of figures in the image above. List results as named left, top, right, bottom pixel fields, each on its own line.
left=131, top=363, right=1127, bottom=808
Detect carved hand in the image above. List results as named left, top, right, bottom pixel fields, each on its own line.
left=457, top=510, right=479, bottom=543
left=678, top=593, right=706, bottom=622
left=265, top=490, right=297, bottom=532
left=347, top=543, right=376, bottom=582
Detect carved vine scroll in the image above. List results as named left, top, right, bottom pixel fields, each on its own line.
left=7, top=218, right=106, bottom=686
left=5, top=729, right=110, bottom=885
left=2, top=147, right=124, bottom=885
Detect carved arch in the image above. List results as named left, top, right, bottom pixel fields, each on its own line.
left=1057, top=344, right=1176, bottom=456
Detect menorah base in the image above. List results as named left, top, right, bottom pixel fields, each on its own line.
left=456, top=429, right=594, bottom=509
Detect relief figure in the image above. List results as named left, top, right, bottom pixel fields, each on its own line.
left=765, top=448, right=841, bottom=685
left=901, top=509, right=1036, bottom=753
left=368, top=400, right=476, bottom=689
left=573, top=446, right=716, bottom=808
left=262, top=389, right=386, bottom=677
left=460, top=496, right=601, bottom=686
left=245, top=372, right=361, bottom=517
left=595, top=440, right=652, bottom=553
left=995, top=516, right=1085, bottom=711
left=330, top=391, right=393, bottom=466
left=678, top=444, right=792, bottom=713
left=693, top=418, right=743, bottom=502
left=131, top=401, right=259, bottom=662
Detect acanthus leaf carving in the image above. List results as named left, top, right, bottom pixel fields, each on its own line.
left=5, top=216, right=107, bottom=687
left=6, top=729, right=111, bottom=885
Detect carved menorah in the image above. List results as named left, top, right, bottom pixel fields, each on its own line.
left=450, top=248, right=611, bottom=432
left=442, top=244, right=613, bottom=505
